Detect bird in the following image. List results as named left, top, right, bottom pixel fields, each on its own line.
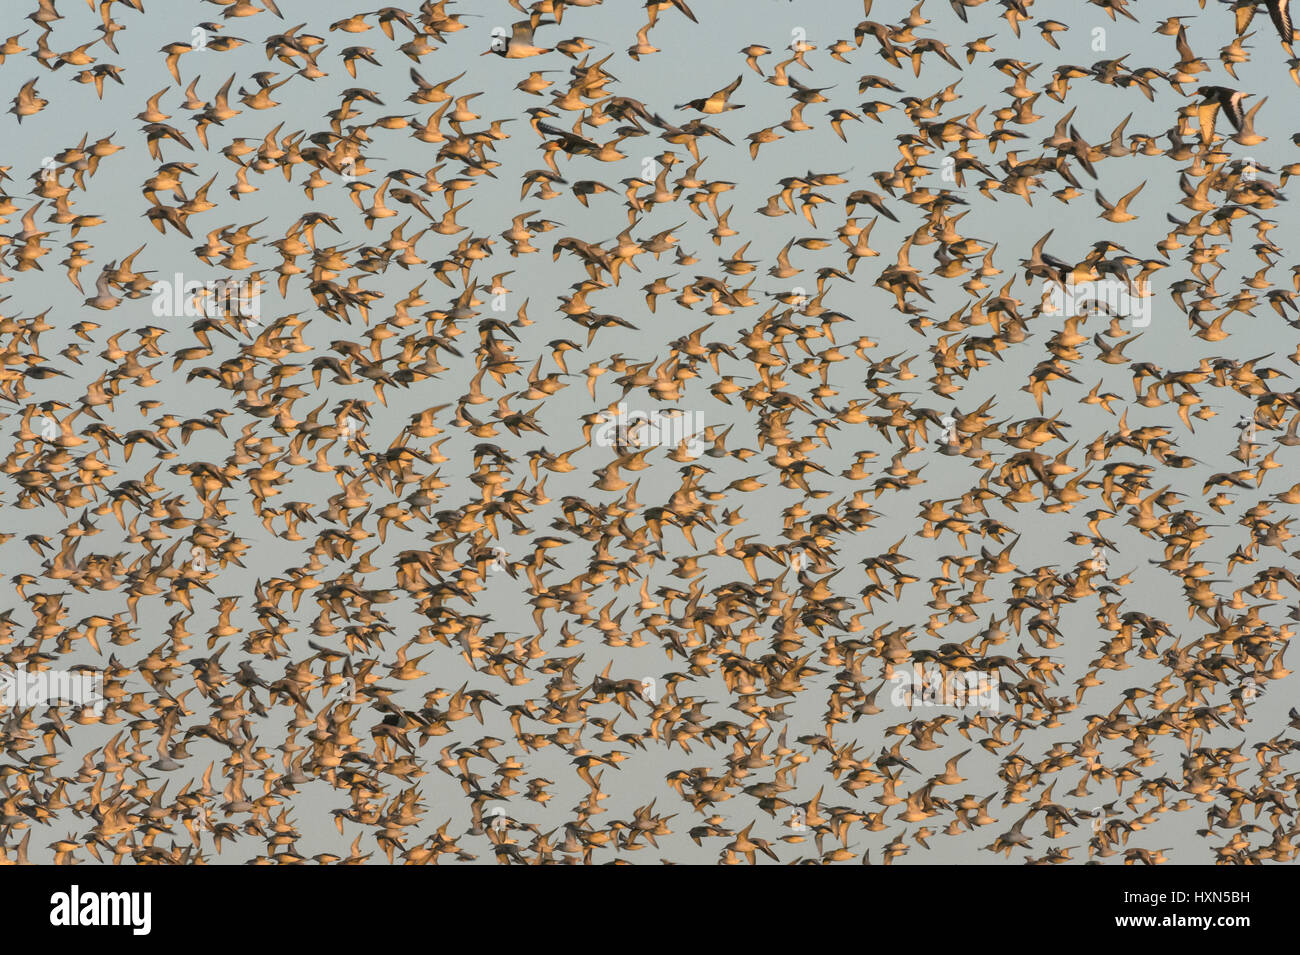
left=8, top=77, right=46, bottom=121
left=1095, top=180, right=1146, bottom=223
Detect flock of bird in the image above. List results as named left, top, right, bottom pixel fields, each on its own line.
left=0, top=0, right=1299, bottom=865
